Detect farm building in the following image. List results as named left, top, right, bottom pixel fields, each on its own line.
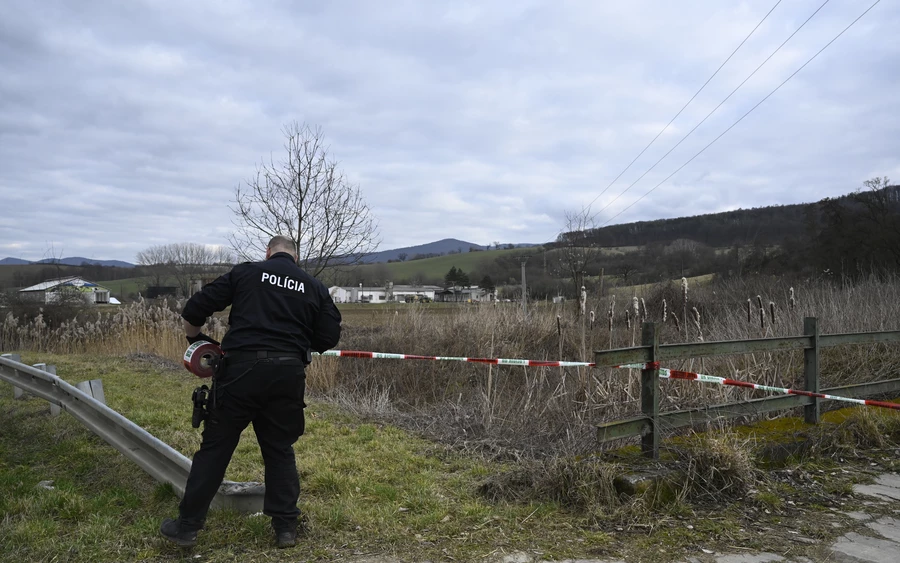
left=18, top=276, right=112, bottom=305
left=329, top=283, right=443, bottom=303
left=434, top=287, right=492, bottom=303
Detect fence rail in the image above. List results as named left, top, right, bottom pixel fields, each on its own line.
left=0, top=353, right=264, bottom=512
left=593, top=318, right=900, bottom=458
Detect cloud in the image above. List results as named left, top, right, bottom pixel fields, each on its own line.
left=0, top=0, right=898, bottom=262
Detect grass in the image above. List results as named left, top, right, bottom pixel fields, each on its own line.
left=96, top=276, right=154, bottom=301
left=5, top=274, right=900, bottom=560
left=329, top=245, right=641, bottom=285
left=346, top=247, right=526, bottom=282
left=4, top=353, right=900, bottom=562
left=0, top=353, right=589, bottom=563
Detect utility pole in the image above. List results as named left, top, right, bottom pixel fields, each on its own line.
left=518, top=256, right=529, bottom=318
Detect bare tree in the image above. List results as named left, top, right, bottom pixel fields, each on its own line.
left=136, top=243, right=234, bottom=296
left=135, top=245, right=173, bottom=288
left=228, top=122, right=380, bottom=277
left=556, top=208, right=602, bottom=302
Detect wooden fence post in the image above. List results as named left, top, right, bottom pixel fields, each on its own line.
left=641, top=322, right=660, bottom=458
left=804, top=317, right=820, bottom=424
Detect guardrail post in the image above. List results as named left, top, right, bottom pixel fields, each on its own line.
left=76, top=379, right=106, bottom=405
left=804, top=317, right=820, bottom=424
left=641, top=322, right=660, bottom=459
left=1, top=354, right=24, bottom=397
left=32, top=363, right=62, bottom=416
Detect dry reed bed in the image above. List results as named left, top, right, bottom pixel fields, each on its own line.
left=2, top=276, right=899, bottom=455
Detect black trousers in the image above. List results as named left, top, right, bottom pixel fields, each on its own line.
left=179, top=357, right=306, bottom=532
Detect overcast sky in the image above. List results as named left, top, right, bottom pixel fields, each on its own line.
left=1, top=0, right=898, bottom=263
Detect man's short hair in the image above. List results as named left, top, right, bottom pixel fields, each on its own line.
left=267, top=235, right=297, bottom=258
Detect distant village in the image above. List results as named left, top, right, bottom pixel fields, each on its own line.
left=14, top=276, right=494, bottom=306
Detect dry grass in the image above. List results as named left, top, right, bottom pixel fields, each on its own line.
left=803, top=406, right=900, bottom=458
left=3, top=274, right=900, bottom=458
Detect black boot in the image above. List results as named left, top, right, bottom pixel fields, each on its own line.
left=275, top=528, right=297, bottom=549
left=160, top=517, right=198, bottom=547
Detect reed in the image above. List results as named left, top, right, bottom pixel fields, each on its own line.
left=5, top=274, right=900, bottom=456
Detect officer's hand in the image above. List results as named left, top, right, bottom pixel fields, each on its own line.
left=186, top=332, right=221, bottom=346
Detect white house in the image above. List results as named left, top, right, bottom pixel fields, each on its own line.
left=329, top=283, right=443, bottom=303
left=19, top=276, right=112, bottom=305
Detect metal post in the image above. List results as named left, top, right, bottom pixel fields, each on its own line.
left=520, top=258, right=528, bottom=318
left=2, top=354, right=24, bottom=398
left=641, top=322, right=660, bottom=458
left=804, top=317, right=820, bottom=424
left=76, top=379, right=106, bottom=405
left=34, top=363, right=62, bottom=416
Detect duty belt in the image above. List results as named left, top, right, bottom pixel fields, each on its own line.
left=224, top=350, right=307, bottom=363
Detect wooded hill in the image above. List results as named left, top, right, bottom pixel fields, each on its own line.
left=572, top=203, right=807, bottom=248
left=342, top=181, right=900, bottom=299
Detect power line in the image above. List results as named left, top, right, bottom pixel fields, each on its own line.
left=583, top=0, right=784, bottom=213
left=600, top=0, right=883, bottom=228
left=590, top=0, right=831, bottom=223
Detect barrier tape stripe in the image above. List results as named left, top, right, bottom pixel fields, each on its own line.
left=615, top=363, right=900, bottom=411
left=312, top=351, right=900, bottom=411
left=315, top=350, right=596, bottom=368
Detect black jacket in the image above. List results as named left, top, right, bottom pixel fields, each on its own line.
left=181, top=252, right=341, bottom=354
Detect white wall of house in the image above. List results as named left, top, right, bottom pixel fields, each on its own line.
left=329, top=284, right=442, bottom=303
left=19, top=277, right=111, bottom=305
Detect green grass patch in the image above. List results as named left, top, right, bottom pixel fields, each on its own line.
left=3, top=352, right=899, bottom=562
left=0, top=353, right=596, bottom=562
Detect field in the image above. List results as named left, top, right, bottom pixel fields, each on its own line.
left=4, top=274, right=900, bottom=561
left=4, top=352, right=900, bottom=562
left=95, top=276, right=153, bottom=300
left=333, top=245, right=641, bottom=285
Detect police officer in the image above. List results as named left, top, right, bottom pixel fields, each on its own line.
left=160, top=235, right=341, bottom=549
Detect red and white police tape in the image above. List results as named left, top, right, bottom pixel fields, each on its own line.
left=615, top=362, right=900, bottom=412
left=312, top=350, right=900, bottom=411
left=316, top=349, right=597, bottom=367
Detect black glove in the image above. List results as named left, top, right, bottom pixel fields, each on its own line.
left=186, top=332, right=220, bottom=346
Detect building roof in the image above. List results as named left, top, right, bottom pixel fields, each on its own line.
left=330, top=285, right=443, bottom=292
left=19, top=276, right=108, bottom=292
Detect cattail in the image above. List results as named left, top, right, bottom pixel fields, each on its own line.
left=580, top=286, right=587, bottom=316
left=590, top=310, right=595, bottom=330
left=746, top=299, right=751, bottom=324
left=641, top=298, right=648, bottom=322
left=607, top=298, right=614, bottom=331
left=681, top=277, right=688, bottom=303
left=557, top=314, right=561, bottom=336
left=757, top=295, right=765, bottom=329
left=789, top=287, right=795, bottom=311
left=662, top=299, right=668, bottom=323
left=625, top=310, right=631, bottom=330
left=769, top=301, right=776, bottom=325
left=692, top=306, right=702, bottom=340
left=632, top=297, right=639, bottom=325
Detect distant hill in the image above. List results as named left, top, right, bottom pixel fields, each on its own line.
left=361, top=239, right=484, bottom=263
left=362, top=239, right=539, bottom=263
left=1, top=257, right=135, bottom=268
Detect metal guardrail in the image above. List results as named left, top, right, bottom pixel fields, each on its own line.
left=0, top=353, right=264, bottom=512
left=593, top=318, right=900, bottom=458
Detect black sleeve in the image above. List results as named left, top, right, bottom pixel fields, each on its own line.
left=181, top=270, right=235, bottom=327
left=309, top=288, right=342, bottom=353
